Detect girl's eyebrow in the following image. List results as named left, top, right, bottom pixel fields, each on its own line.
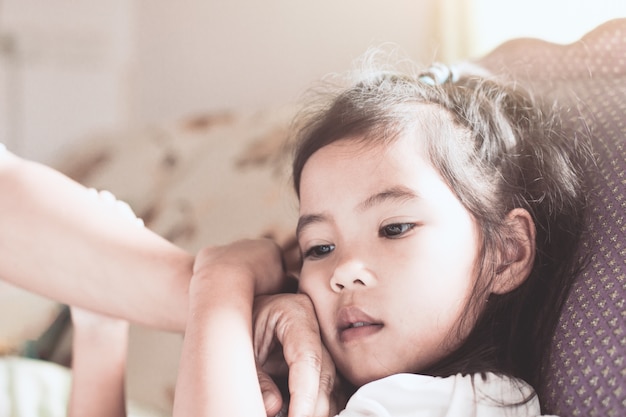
left=356, top=186, right=420, bottom=212
left=296, top=186, right=419, bottom=238
left=296, top=213, right=327, bottom=238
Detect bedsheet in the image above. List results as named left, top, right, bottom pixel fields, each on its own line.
left=0, top=356, right=168, bottom=417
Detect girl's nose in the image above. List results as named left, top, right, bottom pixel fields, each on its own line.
left=330, top=259, right=376, bottom=292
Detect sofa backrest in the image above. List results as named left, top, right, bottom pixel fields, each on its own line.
left=477, top=18, right=626, bottom=416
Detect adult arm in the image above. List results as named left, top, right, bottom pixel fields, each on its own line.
left=0, top=149, right=193, bottom=331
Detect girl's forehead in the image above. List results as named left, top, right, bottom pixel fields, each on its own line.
left=297, top=128, right=477, bottom=233
left=316, top=105, right=464, bottom=156
left=301, top=133, right=431, bottom=188
left=328, top=134, right=393, bottom=151
left=304, top=136, right=402, bottom=172
left=308, top=125, right=431, bottom=164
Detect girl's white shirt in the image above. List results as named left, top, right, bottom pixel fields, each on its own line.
left=338, top=373, right=556, bottom=417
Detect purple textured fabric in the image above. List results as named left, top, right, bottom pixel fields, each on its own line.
left=478, top=19, right=626, bottom=417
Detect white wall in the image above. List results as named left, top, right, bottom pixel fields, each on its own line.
left=0, top=0, right=439, bottom=163
left=130, top=0, right=438, bottom=125
left=0, top=0, right=132, bottom=163
left=438, top=0, right=626, bottom=62
left=4, top=1, right=625, bottom=163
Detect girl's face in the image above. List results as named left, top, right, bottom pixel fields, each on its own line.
left=297, top=131, right=482, bottom=387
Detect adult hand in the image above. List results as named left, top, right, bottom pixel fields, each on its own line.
left=192, top=238, right=285, bottom=296
left=253, top=293, right=340, bottom=417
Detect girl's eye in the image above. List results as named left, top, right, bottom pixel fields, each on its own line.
left=380, top=223, right=416, bottom=238
left=303, top=244, right=335, bottom=259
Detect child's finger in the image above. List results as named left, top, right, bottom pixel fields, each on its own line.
left=257, top=366, right=284, bottom=417
left=283, top=326, right=335, bottom=417
left=286, top=351, right=321, bottom=417
left=312, top=347, right=336, bottom=417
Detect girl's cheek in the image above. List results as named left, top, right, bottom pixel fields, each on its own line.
left=296, top=268, right=312, bottom=294
left=299, top=268, right=325, bottom=297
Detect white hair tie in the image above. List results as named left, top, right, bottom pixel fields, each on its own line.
left=418, top=63, right=459, bottom=85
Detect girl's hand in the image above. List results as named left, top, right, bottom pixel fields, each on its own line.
left=70, top=306, right=129, bottom=334
left=253, top=293, right=343, bottom=417
left=173, top=239, right=288, bottom=417
left=69, top=306, right=129, bottom=417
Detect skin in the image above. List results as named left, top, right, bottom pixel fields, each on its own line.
left=69, top=307, right=129, bottom=417
left=296, top=132, right=483, bottom=387
left=0, top=150, right=192, bottom=331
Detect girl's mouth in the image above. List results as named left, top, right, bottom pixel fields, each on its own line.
left=340, top=322, right=384, bottom=343
left=337, top=307, right=384, bottom=343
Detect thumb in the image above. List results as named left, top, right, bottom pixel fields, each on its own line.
left=257, top=367, right=284, bottom=417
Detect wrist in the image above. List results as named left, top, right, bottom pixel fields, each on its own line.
left=191, top=263, right=255, bottom=294
left=188, top=265, right=256, bottom=319
left=72, top=323, right=129, bottom=353
left=192, top=239, right=286, bottom=297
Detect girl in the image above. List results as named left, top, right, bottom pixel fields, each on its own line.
left=174, top=61, right=590, bottom=416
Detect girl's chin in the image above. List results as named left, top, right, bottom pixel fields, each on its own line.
left=341, top=368, right=394, bottom=388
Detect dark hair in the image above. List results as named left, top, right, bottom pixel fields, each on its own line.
left=291, top=65, right=591, bottom=391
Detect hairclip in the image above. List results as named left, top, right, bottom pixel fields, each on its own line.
left=418, top=63, right=459, bottom=85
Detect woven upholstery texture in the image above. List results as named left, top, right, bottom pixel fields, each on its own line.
left=478, top=19, right=626, bottom=416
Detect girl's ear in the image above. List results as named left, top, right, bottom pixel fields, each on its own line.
left=491, top=208, right=536, bottom=295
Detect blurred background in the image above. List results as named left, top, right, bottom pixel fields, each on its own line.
left=1, top=0, right=625, bottom=164
left=1, top=0, right=625, bottom=415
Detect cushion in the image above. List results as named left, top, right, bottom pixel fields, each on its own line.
left=57, top=107, right=299, bottom=254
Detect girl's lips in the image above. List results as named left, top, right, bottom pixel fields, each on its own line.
left=340, top=322, right=384, bottom=343
left=337, top=306, right=383, bottom=343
